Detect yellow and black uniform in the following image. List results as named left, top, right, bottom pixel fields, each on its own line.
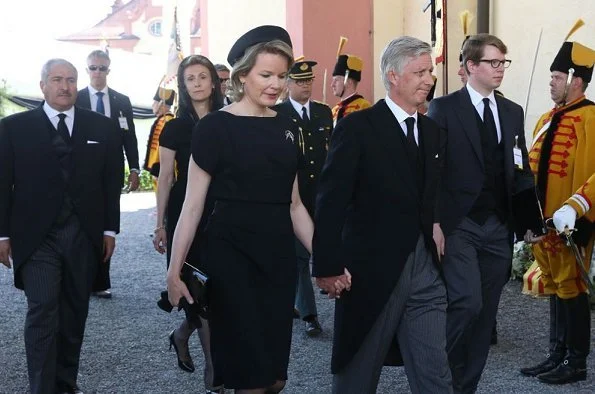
left=520, top=36, right=595, bottom=385
left=529, top=95, right=595, bottom=298
left=144, top=112, right=174, bottom=178
left=331, top=94, right=371, bottom=124
left=332, top=37, right=371, bottom=124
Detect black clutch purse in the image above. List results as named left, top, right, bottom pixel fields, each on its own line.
left=181, top=262, right=210, bottom=319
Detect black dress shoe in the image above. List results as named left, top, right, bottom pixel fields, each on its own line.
left=521, top=352, right=566, bottom=376
left=537, top=359, right=587, bottom=384
left=320, top=289, right=328, bottom=295
left=56, top=384, right=83, bottom=394
left=92, top=290, right=112, bottom=299
left=305, top=318, right=322, bottom=337
left=520, top=353, right=564, bottom=377
left=168, top=329, right=195, bottom=373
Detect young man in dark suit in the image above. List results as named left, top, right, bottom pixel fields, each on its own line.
left=427, top=34, right=534, bottom=393
left=76, top=49, right=139, bottom=298
left=273, top=59, right=333, bottom=336
left=312, top=36, right=451, bottom=393
left=0, top=58, right=123, bottom=394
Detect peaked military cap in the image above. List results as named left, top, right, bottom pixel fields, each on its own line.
left=227, top=25, right=292, bottom=66
left=550, top=41, right=595, bottom=83
left=289, top=60, right=317, bottom=80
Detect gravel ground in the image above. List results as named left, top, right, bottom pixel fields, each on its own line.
left=1, top=192, right=594, bottom=393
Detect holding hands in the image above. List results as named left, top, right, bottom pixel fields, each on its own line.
left=316, top=268, right=352, bottom=299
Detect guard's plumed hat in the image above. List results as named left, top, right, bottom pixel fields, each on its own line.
left=550, top=41, right=595, bottom=83
left=153, top=87, right=175, bottom=106
left=333, top=55, right=363, bottom=81
left=227, top=25, right=292, bottom=66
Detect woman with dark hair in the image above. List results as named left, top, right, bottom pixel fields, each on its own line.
left=152, top=54, right=223, bottom=393
left=166, top=26, right=321, bottom=393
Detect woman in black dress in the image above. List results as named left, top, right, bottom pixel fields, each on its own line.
left=167, top=26, right=316, bottom=393
left=152, top=55, right=223, bottom=393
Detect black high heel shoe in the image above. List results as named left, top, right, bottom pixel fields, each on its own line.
left=168, top=329, right=195, bottom=373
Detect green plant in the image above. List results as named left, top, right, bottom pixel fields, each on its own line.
left=123, top=168, right=154, bottom=192
left=511, top=241, right=534, bottom=280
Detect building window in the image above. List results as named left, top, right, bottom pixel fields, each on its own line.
left=148, top=20, right=162, bottom=37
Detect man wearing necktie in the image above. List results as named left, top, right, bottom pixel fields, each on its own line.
left=0, top=58, right=123, bottom=394
left=427, top=33, right=534, bottom=393
left=313, top=36, right=450, bottom=393
left=76, top=50, right=140, bottom=298
left=272, top=59, right=333, bottom=337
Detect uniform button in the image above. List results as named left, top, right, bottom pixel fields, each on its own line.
left=310, top=160, right=314, bottom=164
left=308, top=133, right=312, bottom=136
left=310, top=174, right=315, bottom=179
left=309, top=146, right=313, bottom=150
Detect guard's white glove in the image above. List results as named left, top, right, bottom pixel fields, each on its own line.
left=552, top=204, right=577, bottom=233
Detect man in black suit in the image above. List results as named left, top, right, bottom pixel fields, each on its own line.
left=427, top=33, right=533, bottom=393
left=76, top=49, right=139, bottom=298
left=0, top=58, right=123, bottom=394
left=312, top=36, right=451, bottom=393
left=273, top=59, right=333, bottom=336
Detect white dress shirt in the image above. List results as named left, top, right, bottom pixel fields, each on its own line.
left=289, top=97, right=310, bottom=120
left=384, top=95, right=419, bottom=145
left=43, top=102, right=75, bottom=135
left=88, top=85, right=111, bottom=118
left=466, top=83, right=502, bottom=143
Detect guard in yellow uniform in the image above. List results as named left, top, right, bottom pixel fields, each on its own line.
left=520, top=36, right=595, bottom=385
left=143, top=87, right=176, bottom=192
left=330, top=37, right=371, bottom=125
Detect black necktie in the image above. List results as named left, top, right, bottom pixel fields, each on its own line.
left=96, top=91, right=105, bottom=115
left=302, top=106, right=310, bottom=123
left=405, top=116, right=417, bottom=153
left=57, top=113, right=71, bottom=144
left=482, top=98, right=498, bottom=144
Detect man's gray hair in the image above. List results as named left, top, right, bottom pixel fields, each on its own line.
left=41, top=59, right=77, bottom=83
left=379, top=36, right=432, bottom=90
left=87, top=50, right=110, bottom=64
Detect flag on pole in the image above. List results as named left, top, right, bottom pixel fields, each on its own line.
left=434, top=0, right=446, bottom=64
left=164, top=6, right=184, bottom=87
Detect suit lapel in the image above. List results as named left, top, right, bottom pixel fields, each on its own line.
left=108, top=88, right=119, bottom=121
left=369, top=100, right=418, bottom=198
left=454, top=87, right=484, bottom=168
left=495, top=95, right=515, bottom=187
left=71, top=107, right=87, bottom=148
left=77, top=87, right=91, bottom=110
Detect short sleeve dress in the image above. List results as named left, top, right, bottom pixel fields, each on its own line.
left=192, top=110, right=303, bottom=389
left=159, top=115, right=201, bottom=266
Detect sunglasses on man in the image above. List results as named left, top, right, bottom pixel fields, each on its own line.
left=88, top=65, right=109, bottom=72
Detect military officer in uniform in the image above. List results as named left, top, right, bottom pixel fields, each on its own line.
left=331, top=37, right=371, bottom=125
left=520, top=36, right=595, bottom=385
left=273, top=59, right=333, bottom=336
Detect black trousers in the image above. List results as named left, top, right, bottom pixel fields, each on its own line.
left=20, top=215, right=97, bottom=394
left=443, top=215, right=512, bottom=394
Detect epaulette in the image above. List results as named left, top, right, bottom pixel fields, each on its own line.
left=312, top=100, right=330, bottom=107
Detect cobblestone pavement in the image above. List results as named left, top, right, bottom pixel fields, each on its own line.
left=1, top=192, right=593, bottom=393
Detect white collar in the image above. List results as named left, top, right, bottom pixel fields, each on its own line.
left=88, top=85, right=109, bottom=96
left=289, top=97, right=310, bottom=116
left=466, top=83, right=496, bottom=107
left=43, top=101, right=75, bottom=119
left=384, top=94, right=418, bottom=124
